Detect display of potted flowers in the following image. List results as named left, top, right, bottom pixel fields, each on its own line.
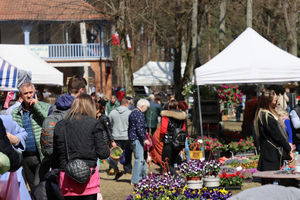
left=219, top=171, right=245, bottom=189
left=217, top=84, right=243, bottom=116
left=217, top=84, right=243, bottom=105
left=228, top=137, right=256, bottom=154
left=126, top=173, right=233, bottom=200
left=180, top=160, right=205, bottom=189
left=203, top=160, right=222, bottom=188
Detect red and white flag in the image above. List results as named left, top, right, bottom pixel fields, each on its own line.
left=126, top=34, right=131, bottom=49
left=111, top=32, right=120, bottom=46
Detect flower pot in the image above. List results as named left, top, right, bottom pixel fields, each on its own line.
left=187, top=179, right=203, bottom=189
left=203, top=176, right=220, bottom=188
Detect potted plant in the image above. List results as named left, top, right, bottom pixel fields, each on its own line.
left=180, top=160, right=205, bottom=189
left=127, top=172, right=233, bottom=200
left=219, top=171, right=245, bottom=190
left=228, top=137, right=256, bottom=155
left=203, top=160, right=222, bottom=187
left=217, top=84, right=243, bottom=116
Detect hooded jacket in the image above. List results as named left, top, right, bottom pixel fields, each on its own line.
left=109, top=106, right=131, bottom=140
left=160, top=110, right=186, bottom=139
left=55, top=94, right=74, bottom=111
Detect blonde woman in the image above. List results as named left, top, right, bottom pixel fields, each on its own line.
left=53, top=94, right=110, bottom=200
left=254, top=89, right=293, bottom=174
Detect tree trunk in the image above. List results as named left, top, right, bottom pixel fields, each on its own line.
left=174, top=0, right=183, bottom=100
left=207, top=7, right=211, bottom=60
left=283, top=0, right=297, bottom=56
left=118, top=0, right=134, bottom=96
left=246, top=0, right=253, bottom=28
left=182, top=0, right=198, bottom=96
left=219, top=0, right=226, bottom=52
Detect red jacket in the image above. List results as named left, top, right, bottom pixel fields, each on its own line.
left=160, top=110, right=186, bottom=139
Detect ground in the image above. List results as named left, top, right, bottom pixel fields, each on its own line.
left=99, top=160, right=261, bottom=200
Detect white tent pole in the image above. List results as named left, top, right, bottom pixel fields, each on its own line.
left=197, top=85, right=204, bottom=138
left=196, top=85, right=205, bottom=160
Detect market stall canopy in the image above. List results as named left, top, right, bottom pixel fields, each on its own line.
left=133, top=61, right=186, bottom=86
left=194, top=27, right=300, bottom=85
left=0, top=45, right=63, bottom=86
left=0, top=58, right=19, bottom=91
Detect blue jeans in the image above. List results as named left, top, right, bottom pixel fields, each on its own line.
left=131, top=140, right=146, bottom=184
left=184, top=138, right=191, bottom=161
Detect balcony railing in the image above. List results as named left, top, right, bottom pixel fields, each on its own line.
left=28, top=43, right=110, bottom=60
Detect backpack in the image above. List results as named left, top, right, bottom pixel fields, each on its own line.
left=168, top=119, right=187, bottom=149
left=172, top=128, right=187, bottom=149
left=41, top=106, right=69, bottom=157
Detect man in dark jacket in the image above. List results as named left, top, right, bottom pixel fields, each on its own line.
left=146, top=94, right=161, bottom=135
left=40, top=75, right=87, bottom=179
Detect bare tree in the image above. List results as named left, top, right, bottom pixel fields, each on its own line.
left=219, top=0, right=226, bottom=52
left=246, top=0, right=253, bottom=28
left=283, top=0, right=297, bottom=56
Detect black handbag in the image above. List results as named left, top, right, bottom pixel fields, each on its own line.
left=63, top=126, right=94, bottom=184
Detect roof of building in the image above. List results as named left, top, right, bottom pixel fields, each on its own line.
left=0, top=0, right=109, bottom=22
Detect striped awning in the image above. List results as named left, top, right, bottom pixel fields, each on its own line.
left=0, top=58, right=18, bottom=91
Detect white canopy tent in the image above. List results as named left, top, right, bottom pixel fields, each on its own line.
left=194, top=27, right=300, bottom=146
left=195, top=27, right=300, bottom=85
left=0, top=45, right=63, bottom=86
left=133, top=61, right=186, bottom=86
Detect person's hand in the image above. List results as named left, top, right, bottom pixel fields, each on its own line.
left=111, top=141, right=117, bottom=148
left=6, top=132, right=20, bottom=146
left=30, top=93, right=38, bottom=106
left=144, top=139, right=150, bottom=146
left=289, top=151, right=295, bottom=162
left=146, top=155, right=152, bottom=164
left=289, top=143, right=296, bottom=151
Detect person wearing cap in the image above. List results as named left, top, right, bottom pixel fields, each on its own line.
left=126, top=96, right=135, bottom=110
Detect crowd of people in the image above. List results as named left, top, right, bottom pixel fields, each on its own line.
left=3, top=74, right=300, bottom=199
left=0, top=75, right=191, bottom=200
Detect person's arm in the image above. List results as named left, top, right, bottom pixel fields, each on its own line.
left=290, top=110, right=300, bottom=129
left=94, top=121, right=110, bottom=159
left=1, top=115, right=27, bottom=150
left=135, top=113, right=146, bottom=143
left=284, top=119, right=293, bottom=143
left=264, top=114, right=291, bottom=154
left=160, top=116, right=169, bottom=139
left=32, top=101, right=51, bottom=120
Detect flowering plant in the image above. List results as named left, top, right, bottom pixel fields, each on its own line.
left=189, top=136, right=223, bottom=152
left=228, top=137, right=255, bottom=153
left=203, top=160, right=222, bottom=177
left=127, top=173, right=232, bottom=200
left=217, top=85, right=243, bottom=104
left=219, top=171, right=244, bottom=186
left=180, top=160, right=205, bottom=177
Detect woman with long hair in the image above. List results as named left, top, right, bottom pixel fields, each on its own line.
left=53, top=94, right=110, bottom=200
left=254, top=89, right=294, bottom=174
left=160, top=99, right=186, bottom=175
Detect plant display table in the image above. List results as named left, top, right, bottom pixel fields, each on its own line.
left=253, top=171, right=300, bottom=179
left=253, top=170, right=300, bottom=187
